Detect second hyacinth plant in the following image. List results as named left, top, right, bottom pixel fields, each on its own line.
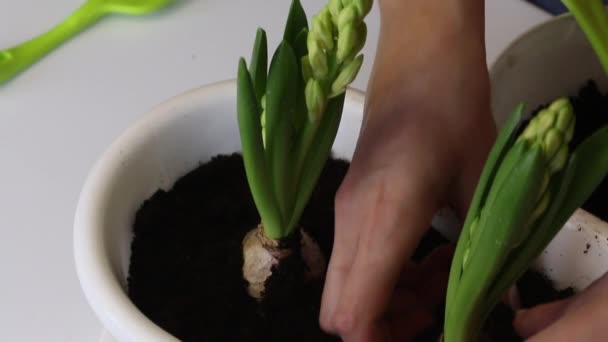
left=236, top=0, right=371, bottom=299
left=444, top=1, right=608, bottom=340
left=445, top=99, right=608, bottom=341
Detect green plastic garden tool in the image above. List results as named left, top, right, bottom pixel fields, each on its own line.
left=0, top=0, right=175, bottom=85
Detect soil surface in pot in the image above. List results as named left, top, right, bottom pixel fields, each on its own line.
left=128, top=154, right=573, bottom=341
left=128, top=153, right=345, bottom=341
left=570, top=81, right=608, bottom=221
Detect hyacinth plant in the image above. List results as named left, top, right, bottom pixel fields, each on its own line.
left=236, top=0, right=371, bottom=299
left=444, top=2, right=608, bottom=341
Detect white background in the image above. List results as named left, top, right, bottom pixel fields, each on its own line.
left=0, top=1, right=548, bottom=340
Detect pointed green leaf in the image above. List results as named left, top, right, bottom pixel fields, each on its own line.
left=470, top=143, right=544, bottom=309
left=446, top=104, right=525, bottom=314
left=286, top=93, right=345, bottom=234
left=485, top=127, right=608, bottom=327
left=237, top=58, right=283, bottom=239
left=265, top=42, right=299, bottom=226
left=552, top=125, right=608, bottom=225
left=294, top=28, right=311, bottom=135
left=445, top=142, right=545, bottom=342
left=470, top=104, right=527, bottom=229
left=283, top=0, right=309, bottom=45
left=562, top=0, right=608, bottom=75
left=265, top=42, right=299, bottom=144
left=294, top=28, right=310, bottom=60
left=485, top=155, right=575, bottom=314
left=249, top=28, right=268, bottom=104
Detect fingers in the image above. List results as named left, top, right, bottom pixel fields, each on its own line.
left=417, top=244, right=454, bottom=278
left=388, top=288, right=420, bottom=316
left=399, top=244, right=453, bottom=284
left=321, top=169, right=437, bottom=341
left=513, top=299, right=569, bottom=339
left=524, top=306, right=589, bottom=342
left=389, top=309, right=435, bottom=342
left=519, top=272, right=608, bottom=342
left=396, top=261, right=421, bottom=289
left=319, top=100, right=446, bottom=340
left=319, top=184, right=363, bottom=331
left=400, top=245, right=453, bottom=308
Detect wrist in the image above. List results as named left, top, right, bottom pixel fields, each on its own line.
left=378, top=0, right=485, bottom=39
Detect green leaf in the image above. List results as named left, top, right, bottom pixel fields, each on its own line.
left=484, top=155, right=575, bottom=317
left=445, top=142, right=545, bottom=342
left=293, top=27, right=310, bottom=61
left=249, top=28, right=268, bottom=104
left=283, top=0, right=308, bottom=46
left=446, top=104, right=525, bottom=317
left=552, top=125, right=608, bottom=225
left=483, top=127, right=608, bottom=331
left=470, top=142, right=544, bottom=307
left=562, top=0, right=608, bottom=75
left=286, top=93, right=345, bottom=235
left=265, top=42, right=299, bottom=227
left=237, top=58, right=283, bottom=239
left=294, top=28, right=311, bottom=136
left=470, top=142, right=537, bottom=258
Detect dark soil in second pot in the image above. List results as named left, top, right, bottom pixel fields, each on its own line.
left=570, top=81, right=608, bottom=221
left=128, top=154, right=574, bottom=341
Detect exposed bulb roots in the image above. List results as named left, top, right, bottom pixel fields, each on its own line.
left=242, top=225, right=326, bottom=300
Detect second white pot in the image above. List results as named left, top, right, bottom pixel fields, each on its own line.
left=490, top=13, right=608, bottom=291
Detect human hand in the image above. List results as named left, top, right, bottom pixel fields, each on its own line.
left=514, top=272, right=608, bottom=341
left=319, top=0, right=495, bottom=340
left=382, top=244, right=455, bottom=341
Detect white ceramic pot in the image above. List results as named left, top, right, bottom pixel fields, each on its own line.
left=74, top=80, right=365, bottom=341
left=490, top=13, right=608, bottom=291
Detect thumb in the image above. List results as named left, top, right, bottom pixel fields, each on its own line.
left=521, top=272, right=608, bottom=341
left=514, top=299, right=570, bottom=339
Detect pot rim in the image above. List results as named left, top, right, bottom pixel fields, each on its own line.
left=489, top=12, right=574, bottom=78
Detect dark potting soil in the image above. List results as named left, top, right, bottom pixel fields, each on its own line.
left=570, top=81, right=608, bottom=221
left=128, top=153, right=346, bottom=342
left=128, top=154, right=573, bottom=342
left=516, top=270, right=575, bottom=309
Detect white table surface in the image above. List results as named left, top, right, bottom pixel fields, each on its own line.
left=0, top=1, right=549, bottom=340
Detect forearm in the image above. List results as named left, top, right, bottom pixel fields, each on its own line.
left=367, top=0, right=489, bottom=125
left=361, top=0, right=493, bottom=212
